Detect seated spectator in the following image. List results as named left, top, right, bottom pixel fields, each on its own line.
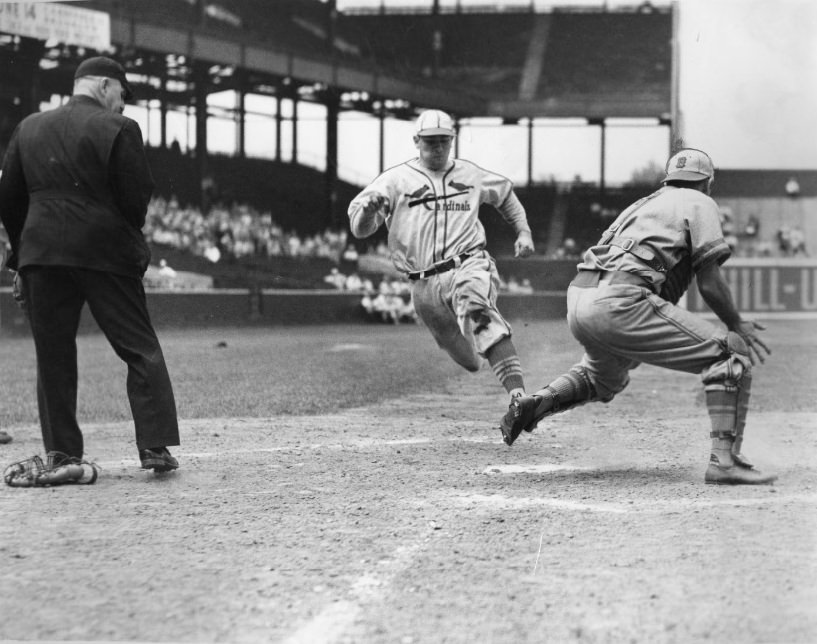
left=785, top=176, right=800, bottom=198
left=323, top=267, right=347, bottom=290
left=789, top=227, right=809, bottom=257
left=203, top=242, right=221, bottom=263
left=342, top=244, right=360, bottom=263
left=777, top=225, right=792, bottom=255
left=344, top=272, right=364, bottom=291
left=158, top=259, right=177, bottom=278
left=744, top=214, right=760, bottom=238
left=359, top=276, right=417, bottom=324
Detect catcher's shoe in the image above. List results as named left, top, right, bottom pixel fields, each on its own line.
left=704, top=455, right=777, bottom=485
left=499, top=394, right=542, bottom=446
left=0, top=430, right=12, bottom=445
left=139, top=447, right=179, bottom=473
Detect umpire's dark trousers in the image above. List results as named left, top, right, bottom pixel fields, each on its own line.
left=23, top=266, right=180, bottom=458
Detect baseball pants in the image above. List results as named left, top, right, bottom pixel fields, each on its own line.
left=411, top=251, right=512, bottom=371
left=566, top=282, right=742, bottom=400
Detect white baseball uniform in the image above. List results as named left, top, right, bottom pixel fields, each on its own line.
left=348, top=157, right=531, bottom=365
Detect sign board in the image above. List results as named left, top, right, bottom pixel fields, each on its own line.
left=685, top=259, right=817, bottom=315
left=0, top=2, right=110, bottom=51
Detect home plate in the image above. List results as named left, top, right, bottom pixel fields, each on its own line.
left=484, top=463, right=589, bottom=474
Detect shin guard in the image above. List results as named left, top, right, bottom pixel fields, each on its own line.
left=534, top=365, right=598, bottom=420
left=702, top=333, right=753, bottom=464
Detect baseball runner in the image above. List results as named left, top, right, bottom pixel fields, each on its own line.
left=501, top=148, right=776, bottom=485
left=348, top=109, right=535, bottom=417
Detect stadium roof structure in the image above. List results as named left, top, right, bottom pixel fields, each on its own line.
left=0, top=0, right=674, bottom=123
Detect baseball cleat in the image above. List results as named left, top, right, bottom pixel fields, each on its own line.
left=704, top=457, right=777, bottom=485
left=139, top=447, right=179, bottom=473
left=499, top=394, right=541, bottom=446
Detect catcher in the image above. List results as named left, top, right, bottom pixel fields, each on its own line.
left=501, top=148, right=776, bottom=485
left=348, top=109, right=535, bottom=419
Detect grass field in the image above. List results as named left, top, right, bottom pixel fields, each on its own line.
left=0, top=318, right=815, bottom=643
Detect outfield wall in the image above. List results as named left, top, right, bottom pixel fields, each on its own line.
left=1, top=259, right=814, bottom=336
left=684, top=258, right=817, bottom=317
left=0, top=288, right=568, bottom=337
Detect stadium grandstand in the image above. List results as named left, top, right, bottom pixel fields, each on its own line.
left=1, top=0, right=815, bottom=322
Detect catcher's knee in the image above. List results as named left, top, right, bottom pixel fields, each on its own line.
left=593, top=374, right=628, bottom=404
left=701, top=331, right=752, bottom=391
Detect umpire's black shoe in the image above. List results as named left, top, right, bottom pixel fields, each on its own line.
left=139, top=448, right=179, bottom=473
left=499, top=394, right=542, bottom=446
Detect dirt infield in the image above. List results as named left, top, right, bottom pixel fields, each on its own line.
left=1, top=319, right=815, bottom=643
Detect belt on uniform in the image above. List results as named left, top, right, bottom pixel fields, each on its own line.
left=571, top=270, right=652, bottom=290
left=408, top=253, right=472, bottom=281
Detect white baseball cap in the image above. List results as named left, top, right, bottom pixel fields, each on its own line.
left=663, top=148, right=715, bottom=183
left=415, top=109, right=455, bottom=137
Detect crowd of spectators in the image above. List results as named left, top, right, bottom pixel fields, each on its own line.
left=140, top=194, right=811, bottom=298
left=322, top=266, right=536, bottom=324
left=143, top=196, right=354, bottom=264
left=323, top=267, right=417, bottom=324
left=720, top=206, right=809, bottom=258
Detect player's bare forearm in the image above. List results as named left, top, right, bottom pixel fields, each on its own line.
left=697, top=263, right=742, bottom=330
left=697, top=263, right=770, bottom=364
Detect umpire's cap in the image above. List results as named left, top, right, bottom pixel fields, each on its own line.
left=663, top=148, right=714, bottom=183
left=74, top=56, right=134, bottom=100
left=415, top=110, right=455, bottom=137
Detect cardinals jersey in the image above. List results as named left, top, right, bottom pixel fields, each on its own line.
left=348, top=158, right=530, bottom=274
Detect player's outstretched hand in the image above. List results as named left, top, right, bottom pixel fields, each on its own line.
left=736, top=319, right=771, bottom=365
left=363, top=193, right=389, bottom=218
left=514, top=231, right=534, bottom=258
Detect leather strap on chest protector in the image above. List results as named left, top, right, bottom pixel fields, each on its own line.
left=599, top=192, right=668, bottom=273
left=606, top=236, right=666, bottom=272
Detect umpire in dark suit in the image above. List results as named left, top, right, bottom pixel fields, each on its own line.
left=0, top=56, right=180, bottom=473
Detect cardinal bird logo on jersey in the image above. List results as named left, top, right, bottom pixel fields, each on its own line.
left=405, top=185, right=431, bottom=203
left=406, top=182, right=472, bottom=211
left=448, top=180, right=473, bottom=191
